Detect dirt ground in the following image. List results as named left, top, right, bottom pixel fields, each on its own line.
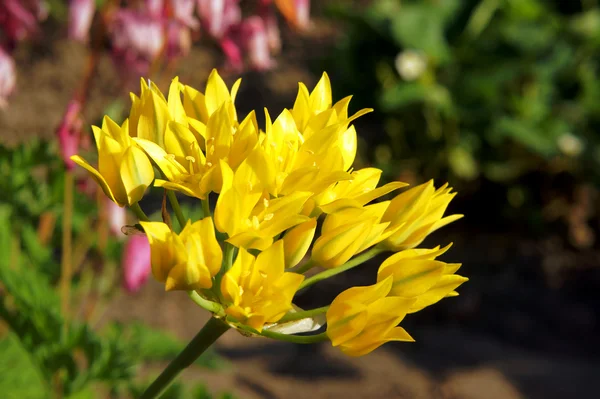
left=2, top=10, right=600, bottom=399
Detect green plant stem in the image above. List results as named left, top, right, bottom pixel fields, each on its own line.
left=201, top=198, right=210, bottom=218
left=278, top=306, right=329, bottom=323
left=188, top=291, right=224, bottom=316
left=130, top=202, right=150, bottom=222
left=166, top=190, right=187, bottom=228
left=299, top=248, right=384, bottom=290
left=214, top=243, right=235, bottom=302
left=292, top=259, right=315, bottom=275
left=140, top=317, right=230, bottom=399
left=259, top=330, right=329, bottom=344
left=60, top=171, right=74, bottom=324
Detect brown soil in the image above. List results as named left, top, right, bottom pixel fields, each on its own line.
left=2, top=10, right=600, bottom=399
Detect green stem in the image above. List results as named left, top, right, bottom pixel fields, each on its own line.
left=60, top=171, right=74, bottom=326
left=201, top=198, right=210, bottom=218
left=166, top=190, right=186, bottom=228
left=130, top=202, right=150, bottom=222
left=188, top=291, right=224, bottom=316
left=259, top=330, right=329, bottom=344
left=278, top=306, right=329, bottom=323
left=292, top=259, right=315, bottom=275
left=140, top=317, right=230, bottom=399
left=299, top=248, right=384, bottom=291
left=213, top=243, right=235, bottom=302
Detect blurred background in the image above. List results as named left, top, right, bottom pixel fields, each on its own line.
left=1, top=0, right=600, bottom=398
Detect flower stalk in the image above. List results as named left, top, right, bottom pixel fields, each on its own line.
left=299, top=247, right=384, bottom=291
left=166, top=190, right=186, bottom=228
left=60, top=171, right=74, bottom=324
left=130, top=202, right=150, bottom=222
left=140, top=317, right=230, bottom=399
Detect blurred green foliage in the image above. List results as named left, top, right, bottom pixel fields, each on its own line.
left=325, top=0, right=600, bottom=224
left=0, top=140, right=234, bottom=398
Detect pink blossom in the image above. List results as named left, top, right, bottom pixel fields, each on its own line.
left=240, top=16, right=275, bottom=71
left=122, top=235, right=152, bottom=293
left=196, top=0, right=240, bottom=39
left=171, top=0, right=198, bottom=29
left=56, top=100, right=83, bottom=170
left=106, top=199, right=127, bottom=238
left=0, top=0, right=47, bottom=44
left=219, top=36, right=243, bottom=72
left=0, top=48, right=16, bottom=108
left=166, top=20, right=192, bottom=59
left=68, top=0, right=96, bottom=43
left=109, top=10, right=165, bottom=84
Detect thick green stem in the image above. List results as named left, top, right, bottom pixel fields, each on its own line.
left=167, top=190, right=186, bottom=228
left=299, top=248, right=384, bottom=291
left=140, top=317, right=230, bottom=399
left=278, top=306, right=329, bottom=323
left=130, top=202, right=150, bottom=222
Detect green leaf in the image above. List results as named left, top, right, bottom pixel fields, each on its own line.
left=391, top=3, right=454, bottom=62
left=0, top=334, right=47, bottom=399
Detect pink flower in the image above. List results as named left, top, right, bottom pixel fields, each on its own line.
left=109, top=10, right=165, bottom=85
left=0, top=0, right=47, bottom=44
left=219, top=36, right=243, bottom=72
left=0, top=48, right=16, bottom=108
left=196, top=0, right=240, bottom=39
left=122, top=235, right=152, bottom=293
left=68, top=0, right=96, bottom=43
left=240, top=16, right=275, bottom=71
left=106, top=199, right=127, bottom=238
left=56, top=100, right=83, bottom=170
left=171, top=0, right=198, bottom=29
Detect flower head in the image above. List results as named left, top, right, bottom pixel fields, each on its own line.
left=381, top=181, right=463, bottom=251
left=70, top=116, right=154, bottom=206
left=326, top=277, right=415, bottom=356
left=141, top=217, right=222, bottom=291
left=221, top=240, right=304, bottom=331
left=73, top=69, right=465, bottom=358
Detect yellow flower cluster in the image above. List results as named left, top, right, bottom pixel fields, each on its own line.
left=72, top=70, right=466, bottom=356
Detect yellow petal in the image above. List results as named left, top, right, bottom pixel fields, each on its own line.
left=167, top=77, right=188, bottom=126
left=70, top=155, right=120, bottom=206
left=119, top=145, right=154, bottom=205
left=409, top=275, right=469, bottom=313
left=378, top=259, right=446, bottom=298
left=283, top=218, right=317, bottom=268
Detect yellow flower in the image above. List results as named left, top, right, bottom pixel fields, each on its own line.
left=319, top=168, right=408, bottom=214
left=290, top=72, right=372, bottom=171
left=215, top=160, right=311, bottom=250
left=377, top=245, right=468, bottom=313
left=326, top=276, right=415, bottom=357
left=183, top=68, right=241, bottom=125
left=381, top=181, right=463, bottom=251
left=129, top=77, right=188, bottom=148
left=282, top=218, right=317, bottom=268
left=221, top=240, right=304, bottom=331
left=311, top=202, right=391, bottom=268
left=140, top=218, right=222, bottom=291
left=71, top=116, right=154, bottom=206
